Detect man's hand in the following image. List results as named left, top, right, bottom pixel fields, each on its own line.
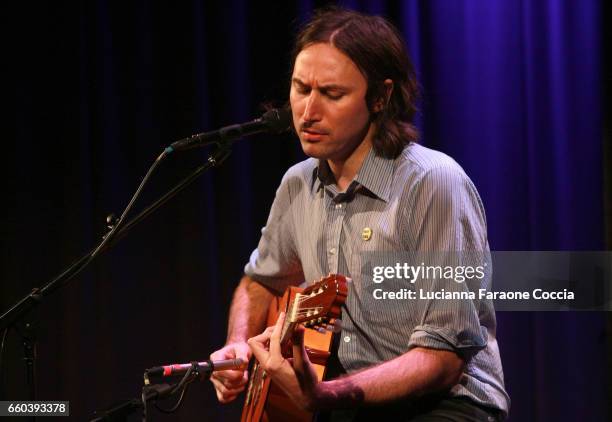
left=247, top=312, right=321, bottom=412
left=210, top=342, right=251, bottom=403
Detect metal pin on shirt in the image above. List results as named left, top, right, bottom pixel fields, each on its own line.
left=361, top=227, right=372, bottom=241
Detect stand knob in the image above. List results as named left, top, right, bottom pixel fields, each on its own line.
left=106, top=213, right=119, bottom=230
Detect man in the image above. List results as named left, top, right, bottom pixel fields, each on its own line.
left=210, top=8, right=510, bottom=421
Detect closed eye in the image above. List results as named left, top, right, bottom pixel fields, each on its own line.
left=292, top=79, right=310, bottom=94
left=324, top=91, right=344, bottom=100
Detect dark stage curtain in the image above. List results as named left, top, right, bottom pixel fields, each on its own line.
left=1, top=1, right=606, bottom=420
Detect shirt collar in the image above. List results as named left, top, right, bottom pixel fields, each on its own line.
left=311, top=147, right=394, bottom=202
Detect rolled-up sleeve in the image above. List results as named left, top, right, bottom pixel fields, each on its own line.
left=405, top=165, right=489, bottom=359
left=244, top=170, right=304, bottom=293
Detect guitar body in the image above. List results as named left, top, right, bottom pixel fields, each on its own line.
left=241, top=275, right=347, bottom=422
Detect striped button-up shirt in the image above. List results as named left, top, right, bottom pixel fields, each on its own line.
left=245, top=143, right=509, bottom=416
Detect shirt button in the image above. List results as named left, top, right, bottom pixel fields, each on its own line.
left=329, top=248, right=336, bottom=255
left=343, top=336, right=351, bottom=343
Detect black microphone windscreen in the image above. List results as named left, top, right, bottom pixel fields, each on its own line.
left=262, top=108, right=293, bottom=133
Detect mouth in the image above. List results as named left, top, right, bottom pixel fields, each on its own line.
left=301, top=128, right=327, bottom=141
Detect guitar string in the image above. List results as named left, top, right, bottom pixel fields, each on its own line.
left=294, top=307, right=324, bottom=315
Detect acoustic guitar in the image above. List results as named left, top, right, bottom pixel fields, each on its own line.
left=241, top=274, right=348, bottom=422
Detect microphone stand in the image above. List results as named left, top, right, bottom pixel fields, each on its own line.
left=0, top=140, right=234, bottom=406
left=92, top=362, right=216, bottom=421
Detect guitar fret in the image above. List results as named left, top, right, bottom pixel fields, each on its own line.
left=289, top=293, right=301, bottom=323
left=241, top=275, right=348, bottom=422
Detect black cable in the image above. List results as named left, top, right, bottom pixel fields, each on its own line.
left=38, top=149, right=169, bottom=298
left=0, top=328, right=9, bottom=391
left=150, top=363, right=198, bottom=414
left=154, top=382, right=191, bottom=414
left=103, top=144, right=233, bottom=251
left=0, top=143, right=236, bottom=417
left=2, top=144, right=233, bottom=332
left=170, top=364, right=195, bottom=395
left=90, top=149, right=168, bottom=259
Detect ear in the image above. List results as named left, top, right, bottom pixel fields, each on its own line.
left=372, top=79, right=394, bottom=113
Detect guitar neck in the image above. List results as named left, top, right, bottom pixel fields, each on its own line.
left=279, top=292, right=300, bottom=346
left=241, top=275, right=348, bottom=422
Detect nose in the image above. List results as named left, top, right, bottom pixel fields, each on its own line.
left=302, top=91, right=322, bottom=123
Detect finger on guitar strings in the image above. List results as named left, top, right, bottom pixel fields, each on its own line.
left=291, top=325, right=310, bottom=372
left=248, top=326, right=275, bottom=344
left=268, top=311, right=286, bottom=358
left=248, top=325, right=277, bottom=363
left=248, top=312, right=286, bottom=367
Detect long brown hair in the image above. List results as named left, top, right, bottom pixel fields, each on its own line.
left=293, top=8, right=420, bottom=159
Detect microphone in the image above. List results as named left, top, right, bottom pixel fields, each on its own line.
left=168, top=108, right=292, bottom=152
left=145, top=358, right=246, bottom=378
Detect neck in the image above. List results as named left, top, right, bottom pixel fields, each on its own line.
left=328, top=124, right=375, bottom=192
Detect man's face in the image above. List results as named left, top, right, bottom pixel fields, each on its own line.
left=290, top=43, right=372, bottom=162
